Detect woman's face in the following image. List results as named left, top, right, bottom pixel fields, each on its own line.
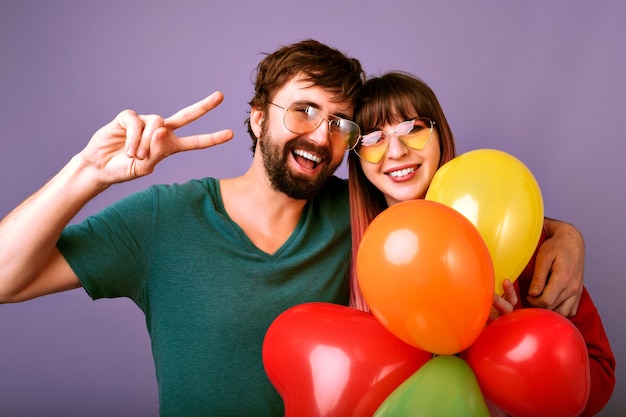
left=359, top=116, right=441, bottom=207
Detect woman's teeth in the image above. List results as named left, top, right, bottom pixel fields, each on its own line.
left=388, top=167, right=416, bottom=178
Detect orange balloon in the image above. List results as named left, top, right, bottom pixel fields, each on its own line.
left=357, top=200, right=494, bottom=355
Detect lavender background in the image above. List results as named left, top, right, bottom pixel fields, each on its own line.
left=1, top=1, right=624, bottom=415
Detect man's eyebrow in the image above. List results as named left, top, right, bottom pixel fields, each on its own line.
left=291, top=100, right=315, bottom=106
left=292, top=100, right=354, bottom=121
left=328, top=108, right=354, bottom=121
left=335, top=112, right=354, bottom=121
left=289, top=100, right=321, bottom=110
left=331, top=104, right=355, bottom=121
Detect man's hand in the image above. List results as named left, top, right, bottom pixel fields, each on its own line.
left=80, top=91, right=234, bottom=185
left=527, top=218, right=585, bottom=317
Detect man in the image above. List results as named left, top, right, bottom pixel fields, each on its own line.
left=0, top=39, right=584, bottom=416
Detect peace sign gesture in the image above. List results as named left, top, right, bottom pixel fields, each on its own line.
left=80, top=91, right=234, bottom=185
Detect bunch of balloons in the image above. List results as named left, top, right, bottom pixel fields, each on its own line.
left=263, top=149, right=590, bottom=417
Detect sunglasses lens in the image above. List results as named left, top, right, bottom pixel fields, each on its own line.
left=356, top=132, right=387, bottom=163
left=358, top=145, right=387, bottom=163
left=400, top=119, right=432, bottom=150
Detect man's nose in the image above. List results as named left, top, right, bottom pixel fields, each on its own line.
left=307, top=119, right=332, bottom=146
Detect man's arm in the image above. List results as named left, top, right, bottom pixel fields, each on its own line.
left=0, top=92, right=233, bottom=303
left=526, top=217, right=585, bottom=317
left=0, top=155, right=105, bottom=302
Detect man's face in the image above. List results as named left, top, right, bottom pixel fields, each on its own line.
left=258, top=78, right=355, bottom=200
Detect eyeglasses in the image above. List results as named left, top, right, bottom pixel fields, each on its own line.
left=270, top=102, right=361, bottom=150
left=354, top=118, right=436, bottom=163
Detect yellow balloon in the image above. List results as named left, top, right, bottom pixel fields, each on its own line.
left=425, top=149, right=544, bottom=295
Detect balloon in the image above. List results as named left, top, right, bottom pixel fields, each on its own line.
left=356, top=200, right=494, bottom=355
left=374, top=355, right=490, bottom=417
left=425, top=149, right=544, bottom=295
left=463, top=308, right=590, bottom=417
left=262, top=302, right=432, bottom=417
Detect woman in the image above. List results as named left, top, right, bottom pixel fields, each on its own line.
left=347, top=72, right=615, bottom=416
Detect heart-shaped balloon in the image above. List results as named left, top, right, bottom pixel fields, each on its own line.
left=262, top=302, right=432, bottom=417
left=463, top=308, right=590, bottom=417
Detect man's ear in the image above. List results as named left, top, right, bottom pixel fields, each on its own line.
left=250, top=107, right=264, bottom=139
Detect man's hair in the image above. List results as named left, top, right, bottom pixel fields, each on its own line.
left=245, top=39, right=365, bottom=152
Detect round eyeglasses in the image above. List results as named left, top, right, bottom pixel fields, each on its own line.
left=354, top=118, right=436, bottom=164
left=270, top=102, right=361, bottom=150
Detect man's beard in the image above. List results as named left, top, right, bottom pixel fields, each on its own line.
left=258, top=127, right=342, bottom=200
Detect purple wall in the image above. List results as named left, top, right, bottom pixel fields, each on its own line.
left=1, top=1, right=624, bottom=415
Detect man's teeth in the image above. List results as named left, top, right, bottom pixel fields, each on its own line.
left=294, top=149, right=322, bottom=163
left=389, top=167, right=416, bottom=178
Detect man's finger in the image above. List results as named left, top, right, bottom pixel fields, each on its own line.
left=554, top=296, right=580, bottom=318
left=136, top=114, right=165, bottom=160
left=165, top=91, right=225, bottom=130
left=527, top=280, right=565, bottom=310
left=114, top=109, right=144, bottom=158
left=175, top=129, right=234, bottom=152
left=529, top=251, right=553, bottom=296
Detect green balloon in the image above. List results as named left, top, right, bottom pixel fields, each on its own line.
left=374, top=355, right=490, bottom=417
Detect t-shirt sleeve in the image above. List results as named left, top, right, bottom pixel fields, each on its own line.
left=57, top=188, right=154, bottom=304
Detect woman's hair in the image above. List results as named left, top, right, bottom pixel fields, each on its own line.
left=348, top=72, right=457, bottom=311
left=245, top=39, right=365, bottom=153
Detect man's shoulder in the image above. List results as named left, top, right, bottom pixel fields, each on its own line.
left=148, top=177, right=218, bottom=194
left=137, top=178, right=221, bottom=210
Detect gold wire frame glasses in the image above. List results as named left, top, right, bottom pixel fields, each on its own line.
left=270, top=102, right=361, bottom=150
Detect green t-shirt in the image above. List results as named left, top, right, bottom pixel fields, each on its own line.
left=57, top=176, right=351, bottom=416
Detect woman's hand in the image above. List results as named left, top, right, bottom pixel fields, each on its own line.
left=489, top=279, right=518, bottom=322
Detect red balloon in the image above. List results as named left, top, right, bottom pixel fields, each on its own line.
left=262, top=302, right=432, bottom=417
left=463, top=308, right=590, bottom=417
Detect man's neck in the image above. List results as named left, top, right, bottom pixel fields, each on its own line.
left=219, top=161, right=307, bottom=255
